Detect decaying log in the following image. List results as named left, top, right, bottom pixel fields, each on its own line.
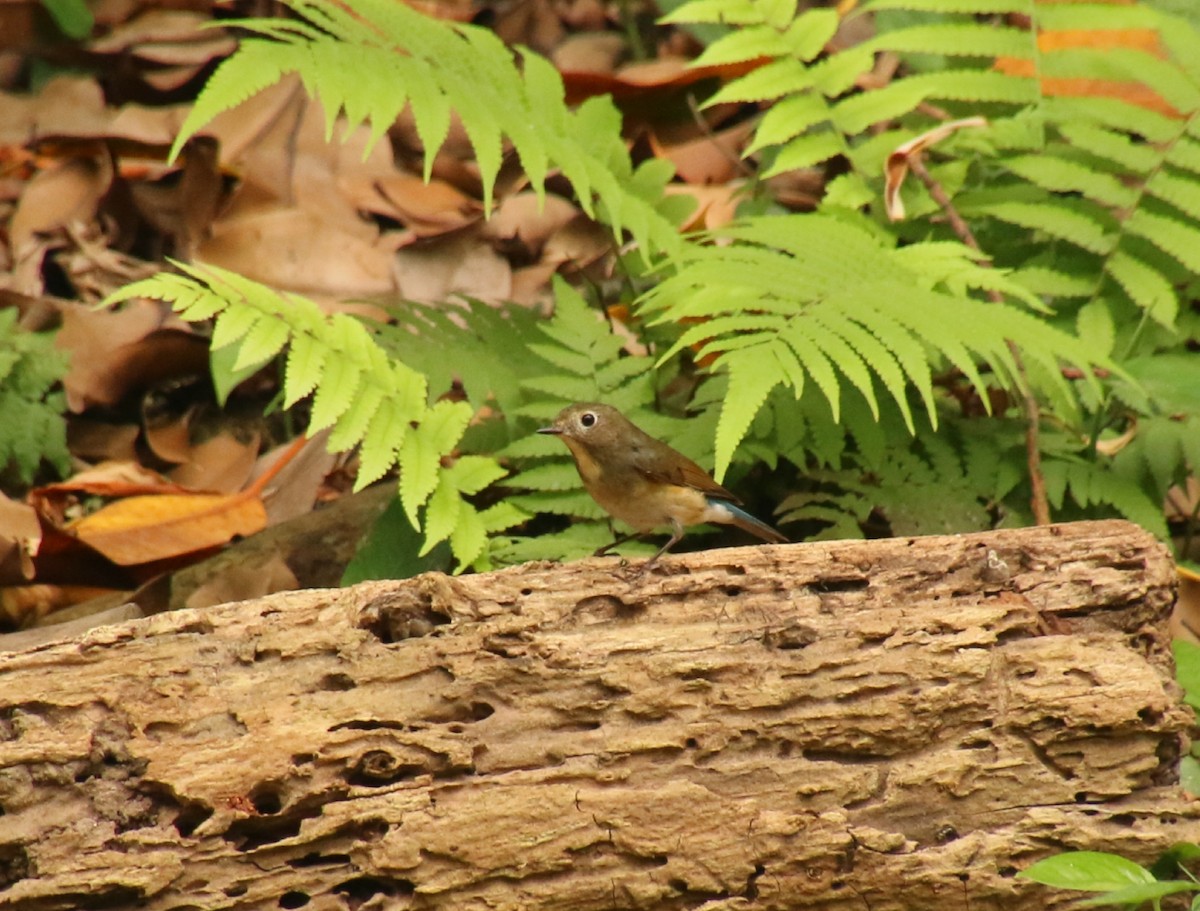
left=0, top=520, right=1195, bottom=910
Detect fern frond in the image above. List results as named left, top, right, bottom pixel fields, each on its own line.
left=0, top=311, right=69, bottom=484
left=1043, top=458, right=1169, bottom=540
left=642, top=212, right=1115, bottom=477
left=170, top=0, right=681, bottom=260
left=103, top=267, right=516, bottom=569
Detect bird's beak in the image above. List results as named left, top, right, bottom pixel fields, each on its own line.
left=537, top=424, right=561, bottom=435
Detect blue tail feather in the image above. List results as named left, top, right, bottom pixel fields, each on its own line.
left=706, top=497, right=787, bottom=544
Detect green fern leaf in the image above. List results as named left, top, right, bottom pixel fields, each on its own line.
left=446, top=455, right=508, bottom=495
left=1146, top=169, right=1200, bottom=224
left=864, top=0, right=1028, bottom=11
left=327, top=384, right=385, bottom=453
left=307, top=356, right=363, bottom=433
left=1166, top=136, right=1200, bottom=174
left=780, top=323, right=840, bottom=419
left=746, top=92, right=830, bottom=153
left=1004, top=155, right=1137, bottom=209
left=356, top=400, right=408, bottom=490
left=659, top=0, right=757, bottom=24
left=397, top=399, right=472, bottom=525
left=507, top=461, right=582, bottom=492
left=284, top=332, right=327, bottom=407
left=962, top=199, right=1112, bottom=253
left=830, top=81, right=932, bottom=135
left=864, top=22, right=1030, bottom=58
left=707, top=58, right=814, bottom=105
left=420, top=475, right=461, bottom=555
left=233, top=312, right=291, bottom=371
left=1126, top=209, right=1200, bottom=274
left=1060, top=122, right=1158, bottom=174
left=477, top=501, right=529, bottom=534
left=763, top=130, right=845, bottom=176
left=1011, top=266, right=1095, bottom=298
left=170, top=40, right=298, bottom=161
left=714, top=347, right=785, bottom=479
left=1043, top=97, right=1180, bottom=143
left=1106, top=250, right=1178, bottom=326
left=209, top=303, right=262, bottom=352
left=691, top=24, right=793, bottom=67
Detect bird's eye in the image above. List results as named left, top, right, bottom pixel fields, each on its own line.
left=580, top=411, right=597, bottom=428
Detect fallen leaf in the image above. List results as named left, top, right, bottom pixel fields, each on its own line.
left=648, top=117, right=756, bottom=185
left=884, top=117, right=988, bottom=221
left=481, top=191, right=581, bottom=254
left=0, top=76, right=111, bottom=146
left=198, top=207, right=395, bottom=296
left=345, top=172, right=483, bottom=237
left=665, top=183, right=743, bottom=231
left=184, top=553, right=298, bottom=611
left=251, top=431, right=338, bottom=526
left=9, top=147, right=113, bottom=251
left=0, top=584, right=117, bottom=631
left=552, top=32, right=626, bottom=75
left=56, top=302, right=208, bottom=410
left=0, top=493, right=40, bottom=585
left=393, top=230, right=513, bottom=303
left=67, top=418, right=141, bottom=463
left=68, top=490, right=268, bottom=565
left=168, top=429, right=261, bottom=495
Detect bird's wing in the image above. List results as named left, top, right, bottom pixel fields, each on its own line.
left=629, top=436, right=742, bottom=505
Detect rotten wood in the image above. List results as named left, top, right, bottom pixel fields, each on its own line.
left=0, top=520, right=1195, bottom=910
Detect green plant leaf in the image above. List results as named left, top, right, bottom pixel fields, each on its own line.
left=1018, top=851, right=1154, bottom=892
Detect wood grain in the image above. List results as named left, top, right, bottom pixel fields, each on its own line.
left=0, top=520, right=1193, bottom=910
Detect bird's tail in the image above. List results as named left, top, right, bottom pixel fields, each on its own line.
left=708, top=499, right=788, bottom=545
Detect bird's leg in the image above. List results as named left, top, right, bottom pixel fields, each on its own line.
left=643, top=520, right=684, bottom=569
left=594, top=531, right=644, bottom=557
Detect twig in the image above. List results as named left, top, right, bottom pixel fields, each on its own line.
left=906, top=154, right=1051, bottom=526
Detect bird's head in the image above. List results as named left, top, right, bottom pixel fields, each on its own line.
left=537, top=402, right=626, bottom=451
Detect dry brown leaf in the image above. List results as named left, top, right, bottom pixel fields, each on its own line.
left=89, top=9, right=235, bottom=67
left=144, top=408, right=195, bottom=465
left=0, top=77, right=112, bottom=146
left=492, top=0, right=565, bottom=53
left=0, top=584, right=117, bottom=631
left=198, top=207, right=394, bottom=296
left=9, top=148, right=113, bottom=251
left=541, top=215, right=612, bottom=269
left=393, top=231, right=513, bottom=303
left=168, top=429, right=262, bottom=495
left=1171, top=569, right=1200, bottom=645
left=184, top=553, right=299, bottom=611
left=648, top=118, right=756, bottom=185
left=345, top=172, right=483, bottom=237
left=552, top=33, right=626, bottom=75
left=68, top=418, right=142, bottom=463
left=68, top=490, right=268, bottom=566
left=106, top=101, right=189, bottom=147
left=561, top=56, right=768, bottom=105
left=509, top=261, right=562, bottom=308
left=31, top=460, right=194, bottom=527
left=251, top=431, right=338, bottom=526
left=0, top=493, right=40, bottom=585
left=56, top=302, right=208, bottom=411
left=481, top=191, right=581, bottom=253
left=995, top=5, right=1180, bottom=119
left=665, top=183, right=744, bottom=231
left=884, top=117, right=988, bottom=221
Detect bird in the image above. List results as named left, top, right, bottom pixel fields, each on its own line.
left=537, top=402, right=786, bottom=565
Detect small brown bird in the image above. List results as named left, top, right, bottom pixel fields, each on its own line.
left=538, top=402, right=786, bottom=564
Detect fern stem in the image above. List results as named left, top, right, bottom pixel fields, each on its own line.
left=906, top=153, right=1051, bottom=526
